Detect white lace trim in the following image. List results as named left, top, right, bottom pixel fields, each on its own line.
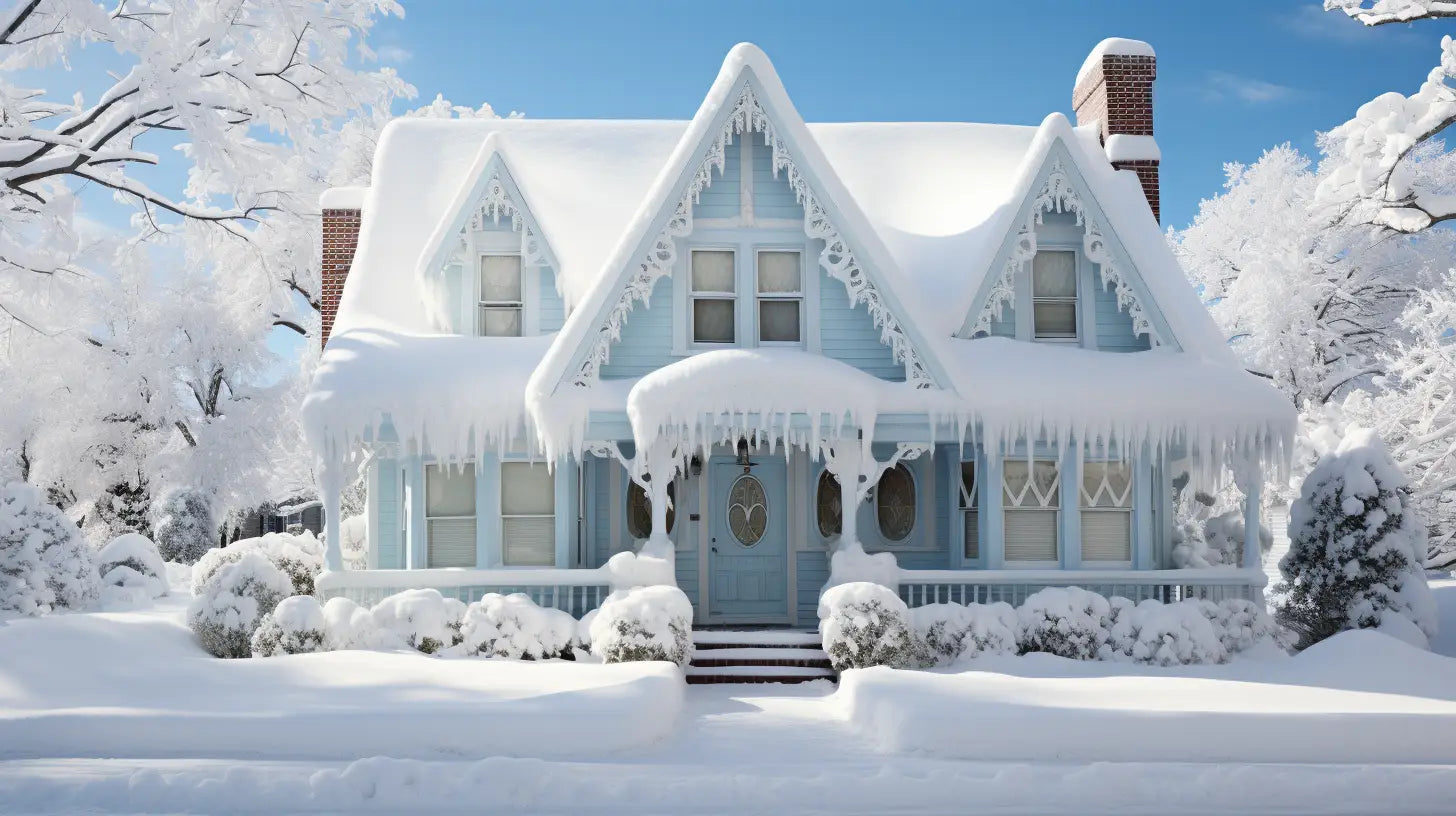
left=570, top=83, right=936, bottom=388
left=464, top=171, right=553, bottom=268
left=971, top=158, right=1160, bottom=345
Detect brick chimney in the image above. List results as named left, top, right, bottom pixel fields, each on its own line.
left=319, top=188, right=365, bottom=348
left=1073, top=39, right=1160, bottom=222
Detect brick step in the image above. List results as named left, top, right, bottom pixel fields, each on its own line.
left=685, top=664, right=837, bottom=685
left=690, top=646, right=831, bottom=669
left=691, top=629, right=821, bottom=649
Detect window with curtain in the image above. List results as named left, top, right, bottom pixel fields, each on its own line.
left=691, top=250, right=736, bottom=344
left=425, top=464, right=476, bottom=568
left=1002, top=459, right=1060, bottom=563
left=478, top=255, right=523, bottom=337
left=501, top=462, right=555, bottom=566
left=959, top=461, right=979, bottom=560
left=875, top=464, right=916, bottom=542
left=756, top=250, right=802, bottom=343
left=1081, top=460, right=1133, bottom=562
left=1031, top=250, right=1077, bottom=341
left=626, top=479, right=675, bottom=539
left=816, top=470, right=841, bottom=539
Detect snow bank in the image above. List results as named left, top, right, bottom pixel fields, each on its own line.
left=0, top=597, right=683, bottom=761
left=818, top=582, right=919, bottom=670
left=589, top=585, right=693, bottom=665
left=836, top=628, right=1456, bottom=764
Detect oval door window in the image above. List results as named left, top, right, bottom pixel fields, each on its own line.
left=727, top=474, right=768, bottom=547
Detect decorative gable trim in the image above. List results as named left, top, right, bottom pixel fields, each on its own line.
left=971, top=155, right=1163, bottom=346
left=569, top=82, right=937, bottom=389
left=465, top=164, right=556, bottom=270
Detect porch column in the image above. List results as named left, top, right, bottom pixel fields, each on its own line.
left=638, top=441, right=681, bottom=561
left=321, top=460, right=344, bottom=572
left=1241, top=472, right=1262, bottom=570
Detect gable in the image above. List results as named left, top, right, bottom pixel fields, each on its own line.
left=959, top=140, right=1177, bottom=351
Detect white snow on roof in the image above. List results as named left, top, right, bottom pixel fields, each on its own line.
left=1075, top=37, right=1156, bottom=87
left=1104, top=134, right=1161, bottom=163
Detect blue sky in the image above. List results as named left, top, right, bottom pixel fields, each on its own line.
left=371, top=0, right=1440, bottom=227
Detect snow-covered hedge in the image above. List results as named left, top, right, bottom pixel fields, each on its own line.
left=0, top=482, right=101, bottom=616
left=1276, top=428, right=1436, bottom=649
left=251, top=595, right=328, bottom=657
left=369, top=588, right=466, bottom=654
left=459, top=592, right=578, bottom=659
left=152, top=488, right=217, bottom=565
left=191, top=531, right=323, bottom=598
left=818, top=582, right=920, bottom=670
left=96, top=533, right=168, bottom=599
left=1171, top=509, right=1273, bottom=569
left=1017, top=586, right=1113, bottom=660
left=1105, top=597, right=1227, bottom=666
left=589, top=585, right=693, bottom=666
left=187, top=552, right=293, bottom=658
left=910, top=601, right=1019, bottom=665
left=339, top=514, right=368, bottom=570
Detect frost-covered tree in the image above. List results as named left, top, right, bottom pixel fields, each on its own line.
left=1275, top=429, right=1436, bottom=648
left=0, top=481, right=101, bottom=615
left=1328, top=0, right=1456, bottom=25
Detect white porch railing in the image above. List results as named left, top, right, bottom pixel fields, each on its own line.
left=315, top=568, right=613, bottom=617
left=896, top=568, right=1267, bottom=608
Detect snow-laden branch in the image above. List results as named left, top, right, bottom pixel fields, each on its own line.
left=1325, top=0, right=1456, bottom=25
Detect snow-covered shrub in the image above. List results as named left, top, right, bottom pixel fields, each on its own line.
left=818, top=582, right=919, bottom=670
left=1276, top=428, right=1436, bottom=649
left=575, top=608, right=597, bottom=651
left=96, top=533, right=167, bottom=598
left=0, top=482, right=101, bottom=616
left=251, top=595, right=327, bottom=657
left=369, top=588, right=465, bottom=654
left=339, top=515, right=368, bottom=570
left=187, top=552, right=293, bottom=658
left=910, top=601, right=1018, bottom=664
left=1105, top=598, right=1227, bottom=666
left=589, top=585, right=693, bottom=666
left=191, top=531, right=323, bottom=597
left=151, top=488, right=217, bottom=564
left=1202, top=597, right=1291, bottom=655
left=1172, top=509, right=1274, bottom=569
left=1017, top=587, right=1112, bottom=660
left=459, top=593, right=578, bottom=659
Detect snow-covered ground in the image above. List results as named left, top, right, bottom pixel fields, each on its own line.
left=1, top=579, right=1454, bottom=814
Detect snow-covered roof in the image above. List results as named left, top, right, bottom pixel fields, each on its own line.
left=1075, top=37, right=1156, bottom=87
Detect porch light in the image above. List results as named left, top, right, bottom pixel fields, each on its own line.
left=735, top=438, right=756, bottom=473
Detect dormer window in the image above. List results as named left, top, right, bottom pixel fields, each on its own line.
left=478, top=254, right=523, bottom=337
left=1031, top=250, right=1078, bottom=341
left=756, top=250, right=802, bottom=343
left=691, top=249, right=736, bottom=344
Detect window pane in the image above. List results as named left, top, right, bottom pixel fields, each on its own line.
left=1033, top=302, right=1077, bottom=338
left=876, top=464, right=916, bottom=541
left=816, top=471, right=842, bottom=538
left=691, top=250, right=735, bottom=293
left=501, top=462, right=554, bottom=515
left=1032, top=251, right=1076, bottom=297
left=964, top=511, right=980, bottom=560
left=1083, top=461, right=1133, bottom=508
left=481, top=307, right=522, bottom=337
left=757, top=251, right=801, bottom=293
left=1005, top=508, right=1058, bottom=562
left=758, top=300, right=801, bottom=342
left=959, top=462, right=977, bottom=509
left=693, top=298, right=735, bottom=343
left=427, top=517, right=477, bottom=567
left=1003, top=460, right=1059, bottom=507
left=1082, top=510, right=1131, bottom=561
left=426, top=465, right=475, bottom=517
left=503, top=517, right=555, bottom=566
left=481, top=255, right=522, bottom=302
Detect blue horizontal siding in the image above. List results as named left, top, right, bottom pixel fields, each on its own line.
left=539, top=267, right=566, bottom=333
left=819, top=274, right=903, bottom=380
left=375, top=457, right=402, bottom=569
left=692, top=135, right=742, bottom=221
left=797, top=550, right=829, bottom=625
left=601, top=275, right=676, bottom=378
left=1093, top=274, right=1152, bottom=352
left=751, top=136, right=804, bottom=221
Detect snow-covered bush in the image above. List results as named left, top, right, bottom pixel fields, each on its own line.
left=1105, top=598, right=1227, bottom=666
left=1017, top=587, right=1112, bottom=660
left=910, top=601, right=1018, bottom=664
left=95, top=533, right=167, bottom=599
left=187, top=552, right=293, bottom=658
left=369, top=588, right=466, bottom=654
left=191, top=531, right=323, bottom=597
left=818, top=582, right=919, bottom=670
left=320, top=596, right=381, bottom=651
left=152, top=488, right=217, bottom=564
left=0, top=482, right=101, bottom=616
left=251, top=595, right=328, bottom=657
left=1276, top=428, right=1436, bottom=649
left=459, top=593, right=578, bottom=660
left=589, top=585, right=693, bottom=666
left=339, top=514, right=368, bottom=570
left=1202, top=597, right=1291, bottom=655
left=1172, top=509, right=1273, bottom=569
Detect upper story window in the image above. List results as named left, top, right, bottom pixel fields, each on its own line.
left=478, top=254, right=523, bottom=337
left=691, top=250, right=736, bottom=344
left=1031, top=250, right=1078, bottom=341
left=1003, top=459, right=1060, bottom=564
left=756, top=250, right=802, bottom=343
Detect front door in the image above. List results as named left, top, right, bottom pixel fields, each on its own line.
left=708, top=457, right=789, bottom=623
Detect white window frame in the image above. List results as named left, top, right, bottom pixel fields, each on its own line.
left=1029, top=248, right=1080, bottom=343
left=675, top=234, right=815, bottom=354
left=1002, top=458, right=1061, bottom=567
left=873, top=463, right=918, bottom=543
left=499, top=461, right=555, bottom=567
left=958, top=460, right=980, bottom=562
left=476, top=251, right=524, bottom=337
left=424, top=463, right=477, bottom=568
left=1079, top=459, right=1134, bottom=566
left=754, top=248, right=805, bottom=346
left=689, top=247, right=738, bottom=346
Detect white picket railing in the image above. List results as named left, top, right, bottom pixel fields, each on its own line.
left=315, top=568, right=613, bottom=616
left=896, top=568, right=1267, bottom=608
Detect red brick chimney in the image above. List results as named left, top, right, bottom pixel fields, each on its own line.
left=319, top=188, right=365, bottom=348
left=1073, top=39, right=1160, bottom=222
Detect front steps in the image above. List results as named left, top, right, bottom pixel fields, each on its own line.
left=686, top=629, right=835, bottom=684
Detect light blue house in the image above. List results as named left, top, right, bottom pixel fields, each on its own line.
left=303, top=41, right=1293, bottom=627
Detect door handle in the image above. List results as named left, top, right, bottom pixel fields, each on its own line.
left=711, top=546, right=718, bottom=553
